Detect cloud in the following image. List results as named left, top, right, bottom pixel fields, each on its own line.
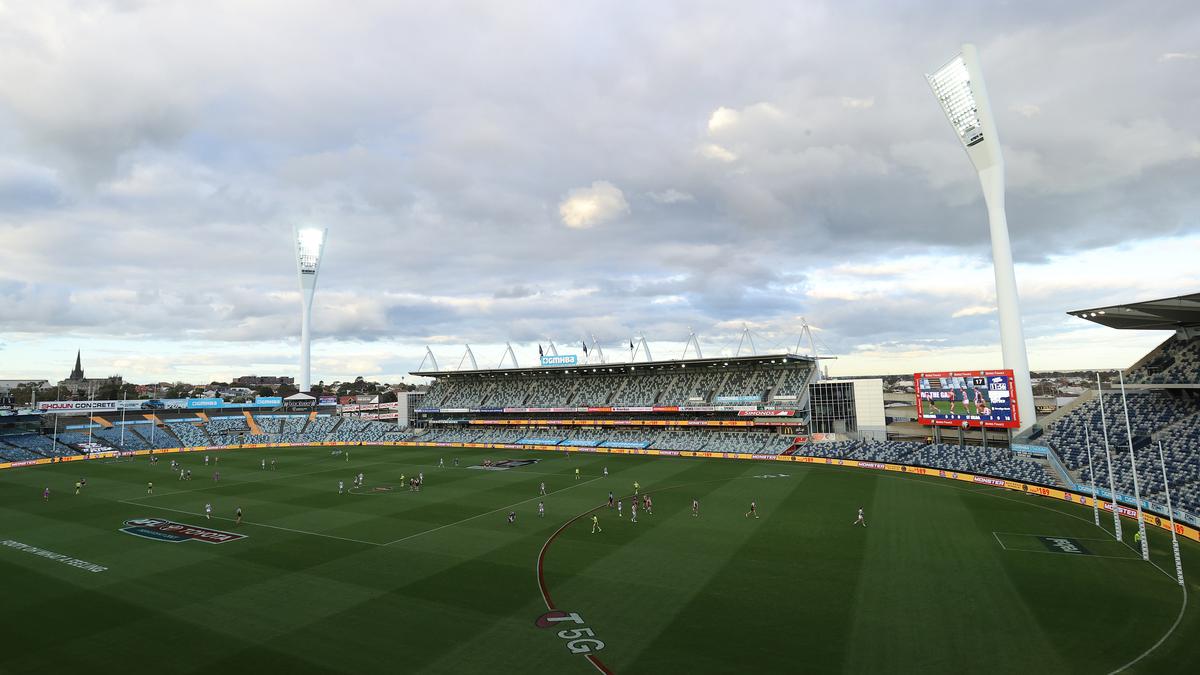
left=1010, top=103, right=1041, bottom=118
left=558, top=181, right=630, bottom=229
left=952, top=305, right=997, bottom=318
left=840, top=97, right=875, bottom=109
left=647, top=188, right=695, bottom=204
left=1158, top=52, right=1198, bottom=62
left=707, top=106, right=739, bottom=133
left=698, top=143, right=738, bottom=162
left=0, top=1, right=1198, bottom=384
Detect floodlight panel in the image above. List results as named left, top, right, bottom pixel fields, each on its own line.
left=927, top=55, right=985, bottom=148
left=296, top=228, right=325, bottom=274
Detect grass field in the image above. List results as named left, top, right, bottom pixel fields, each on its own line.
left=922, top=398, right=986, bottom=417
left=1, top=444, right=1196, bottom=674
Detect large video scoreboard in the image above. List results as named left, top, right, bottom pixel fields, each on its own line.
left=914, top=370, right=1020, bottom=429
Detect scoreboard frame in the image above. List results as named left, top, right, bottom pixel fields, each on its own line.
left=913, top=369, right=1021, bottom=430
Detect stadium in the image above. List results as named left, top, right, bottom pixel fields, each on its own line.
left=2, top=9, right=1199, bottom=675
left=2, top=297, right=1199, bottom=672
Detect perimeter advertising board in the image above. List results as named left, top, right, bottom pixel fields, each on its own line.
left=914, top=370, right=1020, bottom=429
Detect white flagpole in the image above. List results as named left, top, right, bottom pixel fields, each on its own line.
left=52, top=413, right=58, bottom=448
left=1156, top=441, right=1185, bottom=586
left=1118, top=370, right=1149, bottom=561
left=88, top=386, right=95, bottom=446
left=1084, top=425, right=1100, bottom=527
left=1097, top=372, right=1122, bottom=540
left=119, top=389, right=126, bottom=446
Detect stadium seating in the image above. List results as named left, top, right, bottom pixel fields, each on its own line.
left=92, top=427, right=148, bottom=451
left=803, top=439, right=1059, bottom=486
left=416, top=362, right=818, bottom=409
left=54, top=431, right=115, bottom=453
left=0, top=433, right=78, bottom=460
left=134, top=424, right=182, bottom=449
left=166, top=421, right=211, bottom=446
left=303, top=415, right=343, bottom=439
left=1042, top=390, right=1200, bottom=515
left=1127, top=336, right=1200, bottom=385
left=0, top=434, right=62, bottom=461
left=570, top=375, right=627, bottom=406
left=714, top=369, right=774, bottom=401
left=206, top=417, right=250, bottom=436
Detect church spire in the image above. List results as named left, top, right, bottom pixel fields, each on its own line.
left=70, top=350, right=84, bottom=380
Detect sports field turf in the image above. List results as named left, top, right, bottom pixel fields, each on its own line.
left=922, top=399, right=986, bottom=417
left=1, top=445, right=1196, bottom=674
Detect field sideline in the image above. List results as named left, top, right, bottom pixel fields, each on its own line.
left=0, top=444, right=1196, bottom=674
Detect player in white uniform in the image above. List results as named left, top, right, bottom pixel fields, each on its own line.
left=204, top=455, right=209, bottom=465
left=538, top=501, right=545, bottom=518
left=617, top=499, right=623, bottom=518
left=205, top=503, right=212, bottom=520
left=631, top=501, right=638, bottom=523
left=339, top=480, right=344, bottom=494
left=439, top=457, right=444, bottom=468
left=262, top=459, right=266, bottom=470
left=539, top=482, right=547, bottom=496
left=852, top=507, right=867, bottom=527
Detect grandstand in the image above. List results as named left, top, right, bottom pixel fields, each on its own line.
left=1034, top=292, right=1200, bottom=520
left=418, top=354, right=819, bottom=409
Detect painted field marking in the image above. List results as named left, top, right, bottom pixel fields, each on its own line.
left=992, top=531, right=1009, bottom=551
left=118, top=500, right=383, bottom=546
left=992, top=531, right=1123, bottom=542
left=991, top=531, right=1142, bottom=560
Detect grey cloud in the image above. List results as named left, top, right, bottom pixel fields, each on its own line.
left=0, top=0, right=1197, bottom=379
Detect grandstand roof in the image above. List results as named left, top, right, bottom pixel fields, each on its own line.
left=412, top=353, right=816, bottom=378
left=1068, top=292, right=1200, bottom=330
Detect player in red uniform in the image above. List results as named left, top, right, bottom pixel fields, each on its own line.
left=955, top=388, right=970, bottom=415
left=974, top=389, right=991, bottom=416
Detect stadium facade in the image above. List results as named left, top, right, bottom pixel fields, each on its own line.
left=409, top=353, right=882, bottom=455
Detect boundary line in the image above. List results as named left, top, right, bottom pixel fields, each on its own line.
left=533, top=477, right=740, bottom=675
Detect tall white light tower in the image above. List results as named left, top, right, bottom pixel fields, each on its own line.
left=294, top=226, right=328, bottom=393
left=927, top=44, right=1036, bottom=432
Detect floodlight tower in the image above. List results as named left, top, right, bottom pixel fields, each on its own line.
left=927, top=44, right=1036, bottom=432
left=294, top=226, right=328, bottom=393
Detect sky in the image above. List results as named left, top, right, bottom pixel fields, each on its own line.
left=1, top=0, right=1198, bottom=386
